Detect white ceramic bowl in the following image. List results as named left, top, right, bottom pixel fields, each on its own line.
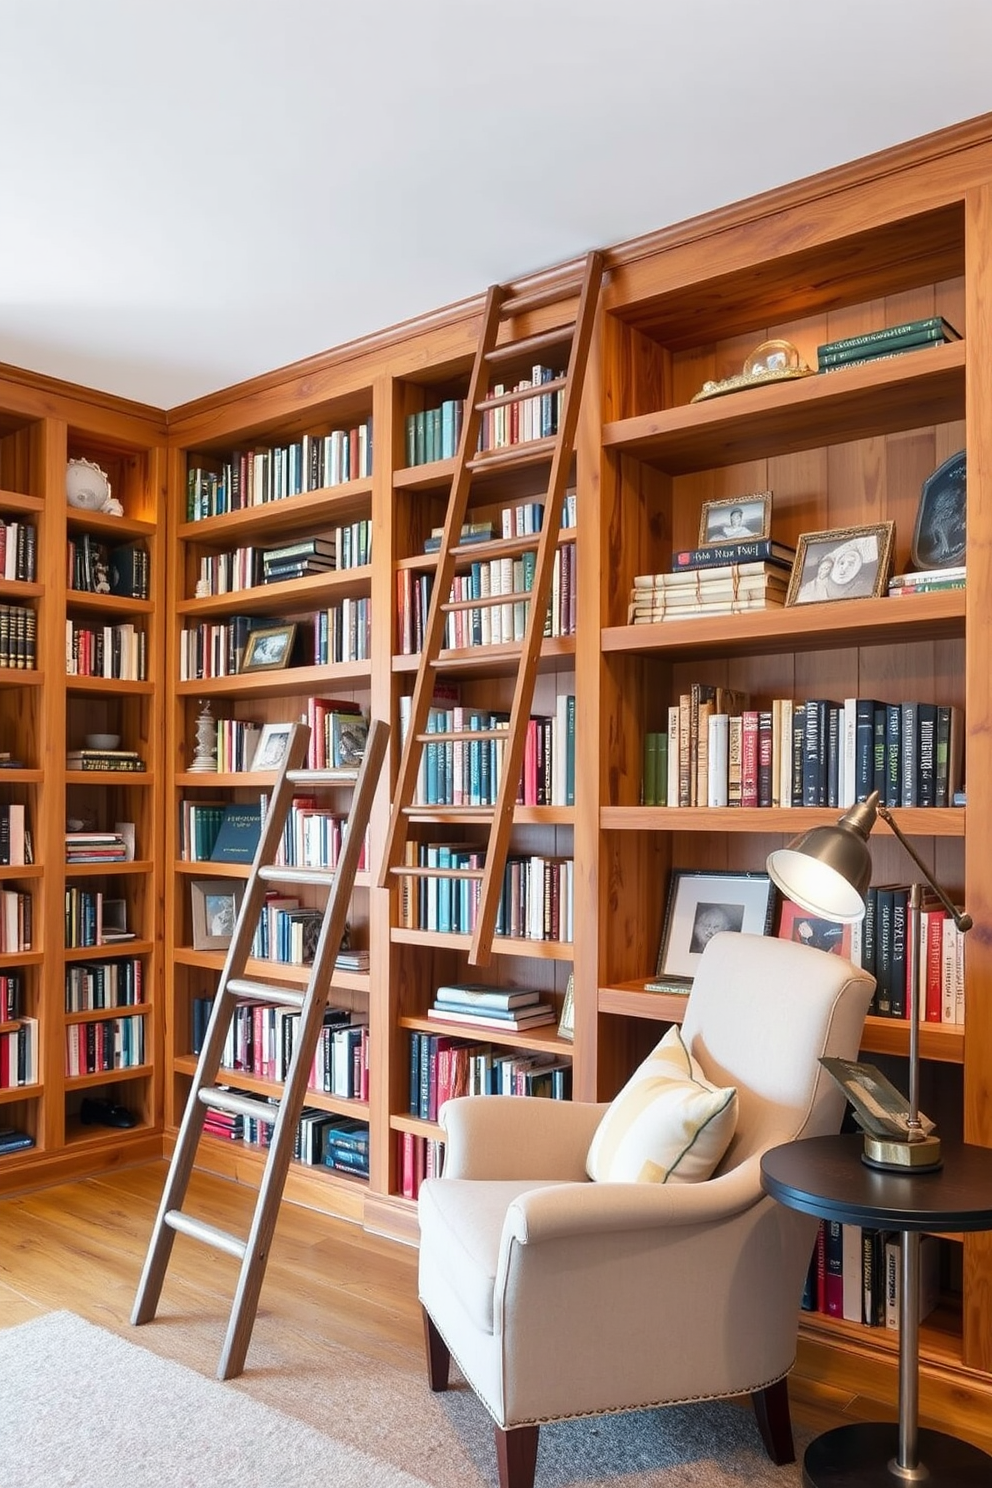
left=85, top=733, right=121, bottom=750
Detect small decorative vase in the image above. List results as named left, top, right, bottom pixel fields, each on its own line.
left=189, top=701, right=218, bottom=773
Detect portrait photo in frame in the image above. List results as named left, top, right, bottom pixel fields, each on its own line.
left=249, top=721, right=294, bottom=772
left=191, top=878, right=245, bottom=950
left=785, top=521, right=895, bottom=606
left=655, top=869, right=776, bottom=986
left=240, top=622, right=297, bottom=673
left=698, top=491, right=772, bottom=546
left=911, top=449, right=966, bottom=570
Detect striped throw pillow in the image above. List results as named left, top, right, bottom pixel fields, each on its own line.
left=586, top=1024, right=738, bottom=1183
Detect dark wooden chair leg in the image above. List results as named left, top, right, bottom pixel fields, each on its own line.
left=751, top=1376, right=795, bottom=1464
left=422, top=1307, right=450, bottom=1392
left=494, top=1423, right=539, bottom=1488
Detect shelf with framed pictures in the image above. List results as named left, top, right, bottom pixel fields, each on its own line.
left=166, top=394, right=380, bottom=1213
left=590, top=158, right=990, bottom=1421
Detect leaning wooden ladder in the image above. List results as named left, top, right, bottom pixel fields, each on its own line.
left=379, top=250, right=604, bottom=965
left=132, top=717, right=389, bottom=1380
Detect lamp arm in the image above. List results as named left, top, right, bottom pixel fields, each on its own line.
left=876, top=804, right=973, bottom=933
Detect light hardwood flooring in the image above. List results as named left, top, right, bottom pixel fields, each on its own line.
left=0, top=1159, right=989, bottom=1459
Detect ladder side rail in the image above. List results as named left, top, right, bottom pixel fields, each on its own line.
left=219, top=719, right=389, bottom=1379
left=469, top=252, right=604, bottom=963
left=379, top=286, right=505, bottom=883
left=131, top=723, right=311, bottom=1326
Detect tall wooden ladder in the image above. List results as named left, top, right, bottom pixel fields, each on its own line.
left=380, top=250, right=604, bottom=965
left=132, top=717, right=389, bottom=1380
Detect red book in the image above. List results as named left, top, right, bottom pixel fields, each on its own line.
left=741, top=711, right=760, bottom=808
left=824, top=1219, right=845, bottom=1317
left=924, top=907, right=946, bottom=1023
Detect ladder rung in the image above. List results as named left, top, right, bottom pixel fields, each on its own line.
left=442, top=590, right=531, bottom=614
left=414, top=728, right=506, bottom=743
left=199, top=1086, right=281, bottom=1123
left=391, top=865, right=486, bottom=880
left=448, top=533, right=544, bottom=561
left=164, top=1210, right=247, bottom=1261
left=402, top=805, right=495, bottom=820
left=258, top=864, right=336, bottom=888
left=286, top=768, right=359, bottom=785
left=430, top=643, right=519, bottom=666
left=225, top=978, right=308, bottom=1009
left=486, top=325, right=576, bottom=365
left=475, top=376, right=567, bottom=413
left=501, top=279, right=583, bottom=316
left=466, top=437, right=557, bottom=473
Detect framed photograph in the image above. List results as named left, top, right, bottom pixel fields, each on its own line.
left=655, top=869, right=776, bottom=984
left=240, top=623, right=297, bottom=673
left=777, top=898, right=851, bottom=958
left=191, top=878, right=245, bottom=951
left=248, top=721, right=293, bottom=772
left=698, top=491, right=772, bottom=546
left=557, top=973, right=575, bottom=1042
left=911, top=449, right=966, bottom=570
left=785, top=521, right=895, bottom=606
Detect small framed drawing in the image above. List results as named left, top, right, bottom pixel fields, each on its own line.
left=911, top=449, right=966, bottom=570
left=249, top=721, right=293, bottom=772
left=785, top=521, right=895, bottom=606
left=241, top=622, right=297, bottom=673
left=557, top=973, right=575, bottom=1042
left=777, top=898, right=851, bottom=957
left=191, top=878, right=245, bottom=950
left=698, top=491, right=771, bottom=546
left=655, top=869, right=776, bottom=986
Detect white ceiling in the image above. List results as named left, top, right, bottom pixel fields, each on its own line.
left=2, top=0, right=992, bottom=412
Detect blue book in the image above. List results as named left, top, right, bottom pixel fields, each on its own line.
left=209, top=803, right=262, bottom=864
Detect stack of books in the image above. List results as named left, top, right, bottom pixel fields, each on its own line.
left=629, top=561, right=789, bottom=622
left=817, top=316, right=961, bottom=373
left=888, top=565, right=966, bottom=597
left=426, top=982, right=556, bottom=1032
left=262, top=537, right=336, bottom=582
left=423, top=520, right=495, bottom=554
left=323, top=1117, right=370, bottom=1178
left=65, top=747, right=146, bottom=772
left=65, top=830, right=128, bottom=864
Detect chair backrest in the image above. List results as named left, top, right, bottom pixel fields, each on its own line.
left=680, top=931, right=875, bottom=1172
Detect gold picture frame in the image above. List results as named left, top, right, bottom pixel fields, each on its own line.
left=785, top=521, right=895, bottom=606
left=698, top=491, right=772, bottom=546
left=240, top=623, right=297, bottom=673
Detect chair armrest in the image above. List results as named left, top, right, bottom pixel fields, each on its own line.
left=440, top=1095, right=608, bottom=1180
left=503, top=1150, right=771, bottom=1244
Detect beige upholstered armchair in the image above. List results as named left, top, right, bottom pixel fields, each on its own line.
left=418, top=931, right=875, bottom=1488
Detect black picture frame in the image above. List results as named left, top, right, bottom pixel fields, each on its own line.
left=655, top=869, right=776, bottom=984
left=911, top=449, right=966, bottom=571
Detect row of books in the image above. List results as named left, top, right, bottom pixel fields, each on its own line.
left=0, top=520, right=36, bottom=583
left=0, top=604, right=36, bottom=670
left=629, top=561, right=788, bottom=623
left=398, top=1131, right=445, bottom=1200
left=313, top=596, right=372, bottom=665
left=410, top=1026, right=569, bottom=1121
left=0, top=802, right=29, bottom=866
left=804, top=1219, right=941, bottom=1330
left=425, top=982, right=557, bottom=1036
left=403, top=373, right=564, bottom=468
left=405, top=399, right=465, bottom=466
left=64, top=1013, right=144, bottom=1076
left=861, top=884, right=966, bottom=1024
left=64, top=956, right=144, bottom=1012
left=421, top=494, right=576, bottom=554
left=65, top=620, right=146, bottom=680
left=816, top=315, right=961, bottom=374
left=193, top=524, right=373, bottom=598
left=0, top=890, right=31, bottom=952
left=64, top=889, right=130, bottom=949
left=400, top=846, right=574, bottom=944
left=177, top=613, right=286, bottom=679
left=0, top=971, right=22, bottom=1020
left=198, top=1093, right=369, bottom=1177
left=186, top=423, right=374, bottom=520
left=401, top=694, right=576, bottom=809
left=67, top=535, right=149, bottom=598
left=305, top=696, right=367, bottom=771
left=888, top=564, right=966, bottom=597
left=650, top=691, right=963, bottom=810
left=193, top=996, right=369, bottom=1099
left=0, top=1016, right=37, bottom=1089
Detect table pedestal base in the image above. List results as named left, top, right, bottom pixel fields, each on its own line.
left=802, top=1422, right=992, bottom=1486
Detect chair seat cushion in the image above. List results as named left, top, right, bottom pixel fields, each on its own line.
left=418, top=1178, right=564, bottom=1334
left=586, top=1024, right=738, bottom=1183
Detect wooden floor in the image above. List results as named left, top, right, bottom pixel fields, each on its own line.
left=0, top=1158, right=989, bottom=1459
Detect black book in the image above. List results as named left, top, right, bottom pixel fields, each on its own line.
left=889, top=887, right=908, bottom=1019
left=109, top=542, right=149, bottom=599
left=872, top=706, right=887, bottom=800
left=854, top=699, right=881, bottom=802
left=900, top=702, right=919, bottom=808
left=884, top=704, right=901, bottom=809
left=874, top=887, right=895, bottom=1017
left=861, top=885, right=878, bottom=989
left=917, top=702, right=937, bottom=808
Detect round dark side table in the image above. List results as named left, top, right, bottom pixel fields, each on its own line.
left=761, top=1132, right=992, bottom=1486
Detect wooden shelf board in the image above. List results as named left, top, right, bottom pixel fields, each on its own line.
left=63, top=1063, right=153, bottom=1090
left=0, top=579, right=42, bottom=600
left=65, top=770, right=152, bottom=785
left=391, top=927, right=573, bottom=960
left=0, top=864, right=42, bottom=880
left=177, top=660, right=372, bottom=699
left=601, top=806, right=965, bottom=837
left=599, top=980, right=690, bottom=1022
left=389, top=1113, right=442, bottom=1140
left=171, top=946, right=370, bottom=994
left=0, top=488, right=43, bottom=515
left=861, top=1016, right=964, bottom=1065
left=172, top=1054, right=369, bottom=1119
left=178, top=565, right=372, bottom=619
left=0, top=670, right=42, bottom=689
left=66, top=676, right=153, bottom=695
left=64, top=859, right=154, bottom=878
left=0, top=1081, right=42, bottom=1105
left=393, top=636, right=575, bottom=679
left=396, top=528, right=577, bottom=572
left=602, top=343, right=965, bottom=473
left=177, top=480, right=372, bottom=544
left=65, top=1005, right=150, bottom=1026
left=66, top=591, right=153, bottom=616
left=63, top=941, right=154, bottom=963
left=0, top=951, right=42, bottom=968
left=0, top=769, right=42, bottom=784
left=399, top=1013, right=571, bottom=1055
left=602, top=589, right=966, bottom=660
left=66, top=510, right=155, bottom=540
left=405, top=805, right=574, bottom=827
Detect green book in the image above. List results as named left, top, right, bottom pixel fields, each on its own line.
left=817, top=315, right=961, bottom=362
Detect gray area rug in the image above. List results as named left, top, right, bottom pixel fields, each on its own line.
left=0, top=1311, right=808, bottom=1486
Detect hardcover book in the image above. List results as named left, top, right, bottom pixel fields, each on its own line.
left=209, top=803, right=263, bottom=864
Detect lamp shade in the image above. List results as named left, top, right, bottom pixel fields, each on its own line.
left=766, top=796, right=877, bottom=924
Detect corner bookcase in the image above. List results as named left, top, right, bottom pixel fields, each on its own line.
left=0, top=373, right=166, bottom=1193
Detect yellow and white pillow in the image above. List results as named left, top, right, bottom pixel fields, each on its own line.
left=586, top=1024, right=738, bottom=1183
